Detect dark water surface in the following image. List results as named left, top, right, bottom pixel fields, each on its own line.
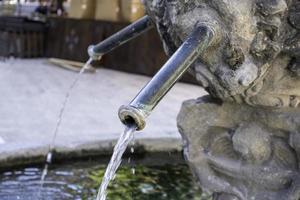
left=0, top=157, right=211, bottom=200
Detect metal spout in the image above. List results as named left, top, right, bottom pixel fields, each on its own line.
left=119, top=23, right=220, bottom=130
left=88, top=16, right=154, bottom=60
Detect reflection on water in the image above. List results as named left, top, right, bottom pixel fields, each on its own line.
left=0, top=160, right=212, bottom=200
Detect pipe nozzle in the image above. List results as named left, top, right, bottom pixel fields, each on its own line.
left=87, top=16, right=153, bottom=61
left=118, top=22, right=221, bottom=131
left=118, top=105, right=147, bottom=131
left=88, top=45, right=103, bottom=61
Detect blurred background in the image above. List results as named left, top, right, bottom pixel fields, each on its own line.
left=0, top=0, right=195, bottom=82
left=0, top=1, right=209, bottom=199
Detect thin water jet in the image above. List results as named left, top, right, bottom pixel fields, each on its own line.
left=37, top=58, right=93, bottom=199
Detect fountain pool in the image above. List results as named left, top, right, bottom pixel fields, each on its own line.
left=0, top=155, right=211, bottom=200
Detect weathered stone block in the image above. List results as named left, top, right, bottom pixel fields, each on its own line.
left=178, top=96, right=300, bottom=200
left=141, top=1, right=300, bottom=199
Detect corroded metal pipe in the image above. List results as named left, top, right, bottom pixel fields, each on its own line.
left=88, top=15, right=154, bottom=60
left=118, top=23, right=220, bottom=130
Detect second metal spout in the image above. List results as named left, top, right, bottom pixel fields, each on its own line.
left=88, top=16, right=154, bottom=60
left=119, top=23, right=221, bottom=130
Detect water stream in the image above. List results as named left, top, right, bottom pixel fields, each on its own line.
left=37, top=58, right=93, bottom=199
left=96, top=125, right=137, bottom=200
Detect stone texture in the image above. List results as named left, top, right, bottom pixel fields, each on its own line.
left=143, top=0, right=300, bottom=108
left=141, top=0, right=300, bottom=199
left=177, top=96, right=300, bottom=200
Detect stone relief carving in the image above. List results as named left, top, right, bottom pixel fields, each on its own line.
left=177, top=98, right=300, bottom=199
left=142, top=0, right=300, bottom=199
left=143, top=0, right=300, bottom=108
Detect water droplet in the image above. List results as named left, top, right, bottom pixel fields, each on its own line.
left=131, top=168, right=136, bottom=175
left=46, top=152, right=52, bottom=164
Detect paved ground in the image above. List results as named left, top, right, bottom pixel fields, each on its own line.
left=0, top=59, right=206, bottom=167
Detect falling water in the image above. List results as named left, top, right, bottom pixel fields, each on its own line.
left=37, top=58, right=93, bottom=199
left=130, top=136, right=136, bottom=175
left=96, top=124, right=137, bottom=200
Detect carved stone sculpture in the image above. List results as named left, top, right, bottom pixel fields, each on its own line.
left=177, top=98, right=300, bottom=199
left=142, top=0, right=300, bottom=199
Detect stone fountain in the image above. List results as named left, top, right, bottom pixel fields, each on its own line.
left=89, top=0, right=300, bottom=199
